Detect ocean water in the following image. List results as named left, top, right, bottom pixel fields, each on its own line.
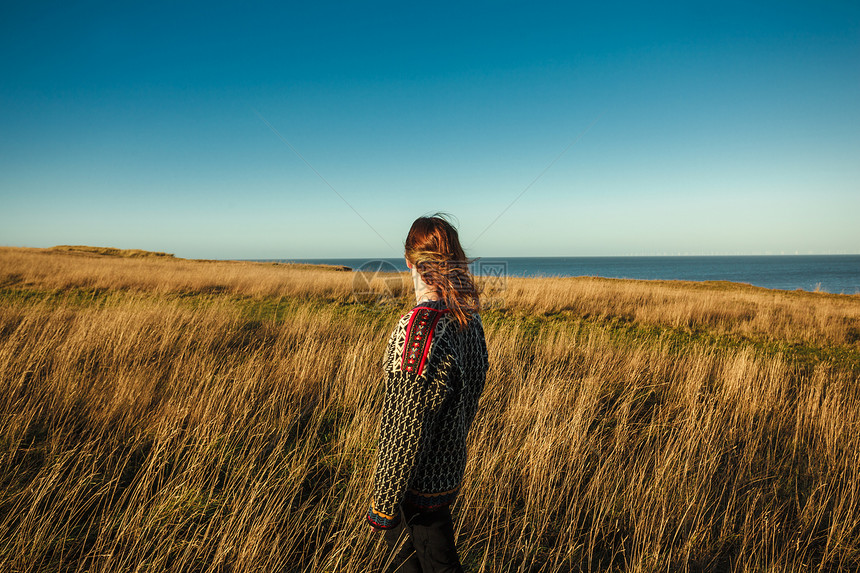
left=266, top=255, right=860, bottom=295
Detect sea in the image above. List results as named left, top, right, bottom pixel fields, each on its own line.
left=264, top=255, right=860, bottom=295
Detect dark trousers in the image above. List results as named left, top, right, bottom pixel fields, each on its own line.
left=382, top=504, right=463, bottom=573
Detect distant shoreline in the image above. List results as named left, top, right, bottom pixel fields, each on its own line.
left=2, top=247, right=856, bottom=294
left=248, top=255, right=860, bottom=295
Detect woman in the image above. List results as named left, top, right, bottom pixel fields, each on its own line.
left=366, top=215, right=489, bottom=572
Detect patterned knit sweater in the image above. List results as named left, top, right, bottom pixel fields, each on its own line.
left=366, top=299, right=489, bottom=529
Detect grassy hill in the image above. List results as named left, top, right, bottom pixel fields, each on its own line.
left=0, top=247, right=858, bottom=572
left=50, top=245, right=177, bottom=258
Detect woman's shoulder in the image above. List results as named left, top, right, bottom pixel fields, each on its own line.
left=385, top=300, right=457, bottom=375
left=399, top=300, right=485, bottom=333
left=403, top=300, right=453, bottom=336
left=396, top=299, right=450, bottom=325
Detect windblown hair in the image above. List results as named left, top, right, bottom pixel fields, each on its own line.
left=405, top=214, right=481, bottom=329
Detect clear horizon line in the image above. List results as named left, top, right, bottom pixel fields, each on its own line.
left=245, top=252, right=860, bottom=260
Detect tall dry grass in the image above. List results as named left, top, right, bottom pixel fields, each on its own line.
left=3, top=247, right=857, bottom=347
left=0, top=247, right=359, bottom=300
left=1, top=247, right=859, bottom=571
left=499, top=275, right=860, bottom=347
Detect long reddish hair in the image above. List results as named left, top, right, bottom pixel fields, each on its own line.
left=405, top=214, right=481, bottom=328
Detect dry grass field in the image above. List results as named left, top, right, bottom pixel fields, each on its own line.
left=1, top=246, right=859, bottom=572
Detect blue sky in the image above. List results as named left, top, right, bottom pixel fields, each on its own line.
left=1, top=1, right=858, bottom=258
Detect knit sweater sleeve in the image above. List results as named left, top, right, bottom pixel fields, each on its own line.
left=366, top=306, right=456, bottom=529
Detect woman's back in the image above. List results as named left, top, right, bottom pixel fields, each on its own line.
left=367, top=214, right=487, bottom=573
